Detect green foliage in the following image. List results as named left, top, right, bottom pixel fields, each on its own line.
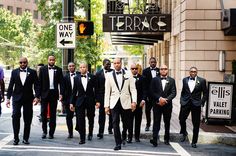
left=123, top=45, right=144, bottom=56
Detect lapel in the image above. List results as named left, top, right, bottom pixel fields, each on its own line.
left=120, top=69, right=126, bottom=91
left=24, top=68, right=30, bottom=86
left=17, top=68, right=23, bottom=86
left=45, top=65, right=49, bottom=84
left=53, top=66, right=57, bottom=83
left=112, top=70, right=120, bottom=91
left=86, top=73, right=91, bottom=92
left=67, top=74, right=72, bottom=90
left=185, top=76, right=192, bottom=93
left=163, top=77, right=170, bottom=92
left=192, top=76, right=199, bottom=92
left=78, top=74, right=85, bottom=92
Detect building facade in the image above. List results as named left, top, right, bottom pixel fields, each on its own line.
left=0, top=0, right=44, bottom=24
left=145, top=0, right=236, bottom=94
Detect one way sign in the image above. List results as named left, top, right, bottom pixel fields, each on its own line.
left=56, top=23, right=76, bottom=49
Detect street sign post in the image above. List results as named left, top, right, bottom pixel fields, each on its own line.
left=56, top=23, right=76, bottom=49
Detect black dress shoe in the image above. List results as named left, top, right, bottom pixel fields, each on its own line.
left=114, top=144, right=121, bottom=150
left=22, top=140, right=30, bottom=145
left=191, top=143, right=197, bottom=148
left=150, top=139, right=158, bottom=147
left=122, top=140, right=126, bottom=145
left=164, top=140, right=170, bottom=145
left=135, top=138, right=140, bottom=142
left=180, top=135, right=187, bottom=142
left=97, top=133, right=103, bottom=139
left=48, top=135, right=54, bottom=139
left=13, top=139, right=19, bottom=145
left=127, top=138, right=132, bottom=143
left=41, top=133, right=47, bottom=139
left=145, top=126, right=150, bottom=131
left=79, top=140, right=86, bottom=144
left=67, top=134, right=73, bottom=139
left=87, top=135, right=93, bottom=141
left=108, top=130, right=113, bottom=134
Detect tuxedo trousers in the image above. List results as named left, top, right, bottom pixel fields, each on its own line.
left=179, top=103, right=201, bottom=144
left=98, top=98, right=113, bottom=134
left=111, top=99, right=130, bottom=145
left=65, top=104, right=75, bottom=135
left=41, top=90, right=58, bottom=136
left=145, top=98, right=153, bottom=127
left=12, top=97, right=33, bottom=141
left=153, top=104, right=172, bottom=141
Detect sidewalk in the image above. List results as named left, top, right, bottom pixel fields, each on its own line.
left=56, top=101, right=236, bottom=146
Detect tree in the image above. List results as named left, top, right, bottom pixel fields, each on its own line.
left=123, top=45, right=144, bottom=56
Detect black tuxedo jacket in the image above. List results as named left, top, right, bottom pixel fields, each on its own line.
left=142, top=67, right=160, bottom=97
left=95, top=69, right=113, bottom=103
left=150, top=76, right=176, bottom=108
left=70, top=73, right=98, bottom=107
left=62, top=72, right=79, bottom=105
left=7, top=68, right=39, bottom=102
left=134, top=74, right=147, bottom=105
left=180, top=76, right=208, bottom=107
left=38, top=65, right=64, bottom=99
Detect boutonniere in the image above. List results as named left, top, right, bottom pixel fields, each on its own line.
left=197, top=80, right=200, bottom=84
left=54, top=69, right=57, bottom=72
left=88, top=76, right=91, bottom=80
left=27, top=72, right=30, bottom=76
left=166, top=80, right=169, bottom=84
left=123, top=74, right=129, bottom=80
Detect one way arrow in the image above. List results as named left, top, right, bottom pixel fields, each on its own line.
left=60, top=39, right=73, bottom=46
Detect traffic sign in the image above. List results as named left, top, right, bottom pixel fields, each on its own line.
left=77, top=21, right=94, bottom=36
left=56, top=23, right=76, bottom=49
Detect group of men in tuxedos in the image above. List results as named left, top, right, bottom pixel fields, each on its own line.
left=6, top=55, right=207, bottom=150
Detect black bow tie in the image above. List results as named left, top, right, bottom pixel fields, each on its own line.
left=20, top=69, right=26, bottom=72
left=105, top=70, right=109, bottom=73
left=190, top=77, right=195, bottom=80
left=133, top=76, right=138, bottom=79
left=48, top=66, right=55, bottom=70
left=161, top=77, right=167, bottom=80
left=151, top=68, right=156, bottom=71
left=70, top=73, right=75, bottom=76
left=116, top=71, right=122, bottom=75
left=81, top=75, right=87, bottom=78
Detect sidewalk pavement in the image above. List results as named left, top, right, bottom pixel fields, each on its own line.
left=55, top=100, right=236, bottom=146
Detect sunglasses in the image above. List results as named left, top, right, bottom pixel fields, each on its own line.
left=19, top=61, right=27, bottom=64
left=131, top=68, right=138, bottom=70
left=190, top=71, right=197, bottom=73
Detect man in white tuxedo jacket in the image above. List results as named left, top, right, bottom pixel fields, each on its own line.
left=105, top=58, right=137, bottom=151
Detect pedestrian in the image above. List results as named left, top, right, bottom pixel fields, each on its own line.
left=62, top=62, right=78, bottom=139
left=142, top=57, right=160, bottom=131
left=179, top=66, right=208, bottom=148
left=6, top=57, right=39, bottom=145
left=96, top=59, right=113, bottom=139
left=104, top=58, right=137, bottom=150
left=38, top=54, right=64, bottom=139
left=150, top=65, right=176, bottom=147
left=70, top=63, right=99, bottom=144
left=0, top=66, right=5, bottom=117
left=122, top=63, right=146, bottom=143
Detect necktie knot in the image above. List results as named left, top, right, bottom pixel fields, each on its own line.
left=190, top=77, right=195, bottom=80
left=20, top=69, right=26, bottom=72
left=81, top=75, right=87, bottom=78
left=116, top=71, right=122, bottom=75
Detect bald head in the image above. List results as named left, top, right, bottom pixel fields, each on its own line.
left=130, top=63, right=138, bottom=75
left=19, top=57, right=28, bottom=69
left=160, top=64, right=168, bottom=77
left=79, top=62, right=88, bottom=74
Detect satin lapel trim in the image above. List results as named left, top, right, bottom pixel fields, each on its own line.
left=78, top=75, right=85, bottom=92
left=112, top=71, right=120, bottom=91
left=120, top=69, right=126, bottom=91
left=186, top=77, right=191, bottom=93
left=17, top=69, right=23, bottom=86
left=68, top=74, right=72, bottom=90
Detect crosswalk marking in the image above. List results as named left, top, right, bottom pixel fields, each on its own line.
left=0, top=134, right=14, bottom=149
left=170, top=142, right=191, bottom=156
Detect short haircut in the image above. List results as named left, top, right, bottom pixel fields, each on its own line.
left=103, top=59, right=110, bottom=65
left=149, top=57, right=157, bottom=61
left=190, top=66, right=198, bottom=71
left=37, top=63, right=44, bottom=66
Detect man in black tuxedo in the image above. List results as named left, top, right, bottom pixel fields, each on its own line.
left=38, top=54, right=64, bottom=139
left=0, top=72, right=5, bottom=117
left=70, top=63, right=99, bottom=144
left=179, top=67, right=207, bottom=148
left=6, top=57, right=39, bottom=145
left=150, top=65, right=176, bottom=147
left=122, top=63, right=146, bottom=143
left=142, top=57, right=159, bottom=131
left=96, top=59, right=113, bottom=139
left=62, top=62, right=79, bottom=139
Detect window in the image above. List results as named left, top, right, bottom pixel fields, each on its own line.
left=16, top=7, right=22, bottom=15
left=7, top=6, right=13, bottom=13
left=33, top=10, right=38, bottom=19
left=25, top=9, right=31, bottom=13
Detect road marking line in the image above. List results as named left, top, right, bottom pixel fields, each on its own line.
left=0, top=134, right=13, bottom=149
left=3, top=145, right=180, bottom=155
left=0, top=132, right=12, bottom=135
left=170, top=142, right=191, bottom=156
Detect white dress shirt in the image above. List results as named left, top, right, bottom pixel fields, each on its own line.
left=161, top=77, right=167, bottom=91
left=20, top=68, right=27, bottom=86
left=150, top=67, right=157, bottom=78
left=70, top=73, right=75, bottom=90
left=188, top=76, right=197, bottom=93
left=48, top=67, right=54, bottom=89
left=115, top=70, right=123, bottom=90
left=81, top=74, right=88, bottom=91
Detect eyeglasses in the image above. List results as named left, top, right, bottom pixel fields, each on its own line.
left=160, top=68, right=168, bottom=70
left=131, top=68, right=138, bottom=70
left=190, top=71, right=197, bottom=73
left=19, top=61, right=27, bottom=64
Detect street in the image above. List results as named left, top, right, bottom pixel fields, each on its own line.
left=0, top=103, right=236, bottom=156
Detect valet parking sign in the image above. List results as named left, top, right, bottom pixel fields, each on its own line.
left=207, top=83, right=233, bottom=119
